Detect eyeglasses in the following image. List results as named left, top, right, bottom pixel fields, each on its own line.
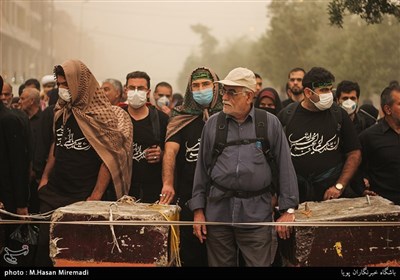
left=220, top=88, right=245, bottom=97
left=127, top=86, right=148, bottom=91
left=191, top=81, right=212, bottom=90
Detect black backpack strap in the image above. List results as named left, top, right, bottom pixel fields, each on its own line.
left=329, top=103, right=343, bottom=133
left=280, top=102, right=300, bottom=133
left=149, top=106, right=160, bottom=143
left=206, top=112, right=228, bottom=196
left=209, top=112, right=228, bottom=176
left=254, top=108, right=279, bottom=195
left=357, top=112, right=367, bottom=131
left=208, top=110, right=279, bottom=196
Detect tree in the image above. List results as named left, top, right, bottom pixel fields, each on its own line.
left=253, top=0, right=399, bottom=98
left=254, top=1, right=324, bottom=90
left=177, top=25, right=255, bottom=91
left=178, top=0, right=399, bottom=100
left=177, top=24, right=219, bottom=91
left=328, top=0, right=400, bottom=28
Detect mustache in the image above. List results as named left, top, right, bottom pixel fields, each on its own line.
left=222, top=101, right=232, bottom=106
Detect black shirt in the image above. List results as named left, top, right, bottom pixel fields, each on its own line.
left=49, top=114, right=101, bottom=198
left=286, top=104, right=360, bottom=177
left=29, top=110, right=42, bottom=170
left=128, top=108, right=168, bottom=202
left=168, top=117, right=205, bottom=209
left=33, top=105, right=54, bottom=178
left=282, top=98, right=294, bottom=108
left=281, top=104, right=360, bottom=202
left=0, top=104, right=30, bottom=210
left=359, top=119, right=400, bottom=204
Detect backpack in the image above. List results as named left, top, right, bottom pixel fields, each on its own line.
left=209, top=108, right=279, bottom=195
left=148, top=105, right=160, bottom=143
left=279, top=102, right=343, bottom=133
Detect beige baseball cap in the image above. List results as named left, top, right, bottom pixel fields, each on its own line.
left=216, top=67, right=256, bottom=92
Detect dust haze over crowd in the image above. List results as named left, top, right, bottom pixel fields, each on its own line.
left=55, top=0, right=269, bottom=93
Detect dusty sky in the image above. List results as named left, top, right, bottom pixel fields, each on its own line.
left=54, top=0, right=270, bottom=93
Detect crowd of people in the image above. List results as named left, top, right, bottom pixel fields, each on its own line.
left=0, top=61, right=399, bottom=267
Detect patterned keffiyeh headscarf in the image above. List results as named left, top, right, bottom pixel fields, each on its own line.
left=54, top=60, right=133, bottom=199
left=166, top=67, right=223, bottom=140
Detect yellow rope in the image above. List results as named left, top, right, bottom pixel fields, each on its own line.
left=155, top=206, right=181, bottom=267
left=114, top=198, right=181, bottom=266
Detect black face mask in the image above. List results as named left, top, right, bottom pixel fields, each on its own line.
left=260, top=107, right=276, bottom=115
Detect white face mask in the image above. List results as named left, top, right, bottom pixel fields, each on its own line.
left=156, top=96, right=170, bottom=108
left=127, top=89, right=147, bottom=109
left=58, top=88, right=71, bottom=102
left=341, top=99, right=357, bottom=115
left=310, top=91, right=333, bottom=111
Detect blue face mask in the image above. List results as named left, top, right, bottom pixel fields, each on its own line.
left=192, top=88, right=213, bottom=106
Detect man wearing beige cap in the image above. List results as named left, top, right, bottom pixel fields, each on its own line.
left=188, top=67, right=299, bottom=266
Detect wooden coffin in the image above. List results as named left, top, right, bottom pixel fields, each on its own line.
left=291, top=196, right=400, bottom=267
left=49, top=200, right=180, bottom=267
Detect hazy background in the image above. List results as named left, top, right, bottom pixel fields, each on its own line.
left=2, top=0, right=398, bottom=101
left=55, top=0, right=270, bottom=93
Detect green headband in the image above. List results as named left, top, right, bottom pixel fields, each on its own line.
left=192, top=70, right=212, bottom=81
left=312, top=81, right=333, bottom=89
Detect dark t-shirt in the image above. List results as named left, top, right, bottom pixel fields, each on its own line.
left=29, top=110, right=42, bottom=169
left=286, top=105, right=359, bottom=177
left=353, top=112, right=376, bottom=135
left=0, top=105, right=30, bottom=210
left=282, top=98, right=294, bottom=108
left=33, top=105, right=54, bottom=178
left=128, top=108, right=168, bottom=202
left=49, top=114, right=101, bottom=198
left=168, top=117, right=204, bottom=208
left=359, top=119, right=400, bottom=204
left=284, top=105, right=360, bottom=202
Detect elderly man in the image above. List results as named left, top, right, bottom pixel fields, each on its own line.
left=188, top=67, right=299, bottom=267
left=1, top=82, right=13, bottom=108
left=101, top=78, right=124, bottom=105
left=18, top=87, right=43, bottom=213
left=35, top=60, right=133, bottom=266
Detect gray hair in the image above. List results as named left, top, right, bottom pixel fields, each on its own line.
left=103, top=78, right=123, bottom=98
left=24, top=87, right=41, bottom=106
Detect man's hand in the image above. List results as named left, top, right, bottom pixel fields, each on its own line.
left=323, top=186, right=342, bottom=200
left=145, top=145, right=162, bottom=164
left=16, top=207, right=29, bottom=220
left=276, top=212, right=295, bottom=240
left=159, top=184, right=175, bottom=204
left=193, top=209, right=207, bottom=243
